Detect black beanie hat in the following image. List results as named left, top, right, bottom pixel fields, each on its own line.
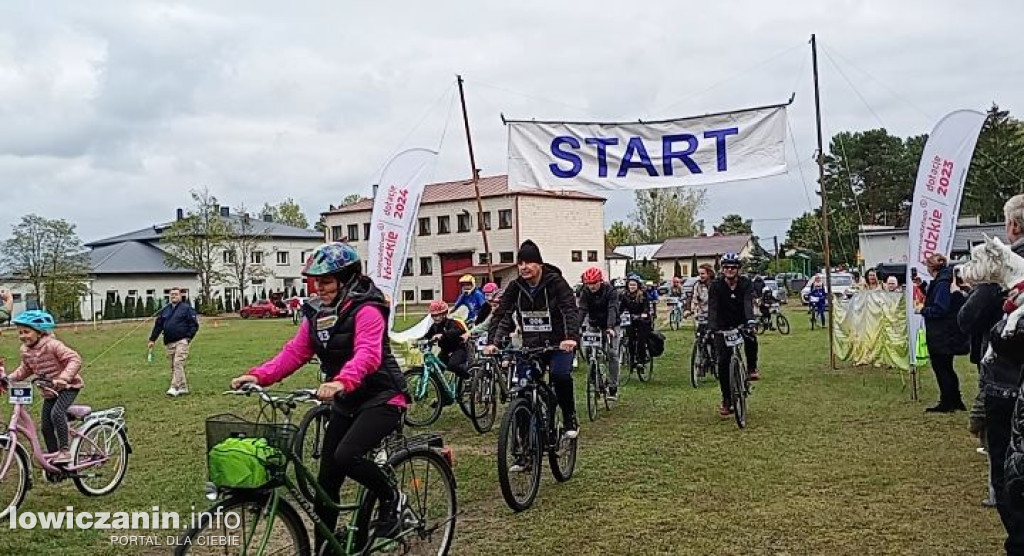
left=517, top=240, right=543, bottom=264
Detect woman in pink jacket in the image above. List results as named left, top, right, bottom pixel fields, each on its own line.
left=9, top=310, right=83, bottom=464
left=231, top=243, right=409, bottom=544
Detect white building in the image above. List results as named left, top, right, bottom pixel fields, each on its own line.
left=322, top=175, right=606, bottom=303
left=858, top=220, right=1004, bottom=268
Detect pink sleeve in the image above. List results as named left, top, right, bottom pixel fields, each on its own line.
left=249, top=320, right=317, bottom=386
left=334, top=306, right=385, bottom=392
left=54, top=342, right=83, bottom=382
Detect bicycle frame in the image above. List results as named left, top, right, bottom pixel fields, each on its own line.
left=412, top=350, right=461, bottom=404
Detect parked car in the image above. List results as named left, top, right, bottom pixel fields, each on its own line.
left=240, top=299, right=290, bottom=319
left=762, top=279, right=788, bottom=304
left=800, top=273, right=855, bottom=304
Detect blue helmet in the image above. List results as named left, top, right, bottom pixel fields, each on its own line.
left=302, top=242, right=361, bottom=278
left=721, top=252, right=742, bottom=267
left=626, top=273, right=643, bottom=285
left=12, top=310, right=56, bottom=333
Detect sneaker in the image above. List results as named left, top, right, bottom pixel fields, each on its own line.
left=748, top=369, right=761, bottom=381
left=983, top=497, right=997, bottom=508
left=52, top=449, right=73, bottom=465
left=509, top=455, right=530, bottom=473
left=563, top=415, right=580, bottom=440
left=719, top=404, right=732, bottom=417
left=165, top=387, right=179, bottom=397
left=607, top=387, right=618, bottom=401
left=371, top=492, right=408, bottom=539
left=176, top=387, right=190, bottom=396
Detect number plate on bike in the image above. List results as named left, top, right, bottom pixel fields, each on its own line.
left=9, top=384, right=32, bottom=405
left=620, top=313, right=631, bottom=326
left=581, top=332, right=602, bottom=348
left=809, top=296, right=821, bottom=304
left=723, top=331, right=744, bottom=347
left=475, top=336, right=488, bottom=350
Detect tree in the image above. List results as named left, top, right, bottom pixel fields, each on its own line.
left=223, top=206, right=271, bottom=313
left=629, top=187, right=706, bottom=243
left=673, top=260, right=682, bottom=278
left=605, top=221, right=636, bottom=249
left=135, top=297, right=145, bottom=318
left=261, top=198, right=311, bottom=229
left=714, top=214, right=753, bottom=235
left=962, top=104, right=1024, bottom=222
left=233, top=297, right=241, bottom=312
left=0, top=215, right=90, bottom=313
left=145, top=296, right=157, bottom=316
left=690, top=253, right=699, bottom=277
left=216, top=297, right=225, bottom=313
left=112, top=294, right=123, bottom=320
left=162, top=188, right=230, bottom=314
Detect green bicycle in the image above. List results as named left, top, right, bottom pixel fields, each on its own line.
left=177, top=384, right=457, bottom=555
left=404, top=340, right=473, bottom=428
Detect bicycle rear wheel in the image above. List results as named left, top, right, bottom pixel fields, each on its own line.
left=455, top=375, right=473, bottom=419
left=497, top=398, right=541, bottom=512
left=730, top=356, right=748, bottom=429
left=776, top=314, right=791, bottom=335
left=176, top=492, right=309, bottom=555
left=548, top=403, right=577, bottom=482
left=295, top=403, right=331, bottom=503
left=619, top=340, right=633, bottom=386
left=638, top=353, right=653, bottom=383
left=469, top=363, right=498, bottom=434
left=71, top=421, right=130, bottom=497
left=403, top=368, right=444, bottom=427
left=669, top=310, right=681, bottom=330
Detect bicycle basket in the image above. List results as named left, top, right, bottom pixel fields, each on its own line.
left=205, top=414, right=297, bottom=489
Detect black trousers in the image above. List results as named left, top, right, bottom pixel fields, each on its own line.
left=440, top=348, right=469, bottom=379
left=314, top=404, right=402, bottom=543
left=42, top=389, right=79, bottom=452
left=715, top=331, right=758, bottom=405
left=986, top=395, right=1024, bottom=555
left=929, top=353, right=963, bottom=407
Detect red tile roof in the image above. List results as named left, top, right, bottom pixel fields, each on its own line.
left=653, top=235, right=753, bottom=259
left=325, top=175, right=604, bottom=214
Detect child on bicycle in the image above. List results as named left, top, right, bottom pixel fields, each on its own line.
left=8, top=310, right=83, bottom=464
left=578, top=267, right=622, bottom=399
left=422, top=300, right=470, bottom=379
left=808, top=276, right=827, bottom=328
left=759, top=288, right=777, bottom=320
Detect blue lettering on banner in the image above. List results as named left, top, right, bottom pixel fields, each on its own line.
left=584, top=137, right=619, bottom=177
left=662, top=134, right=701, bottom=175
left=617, top=137, right=658, bottom=177
left=703, top=127, right=739, bottom=171
left=549, top=136, right=582, bottom=178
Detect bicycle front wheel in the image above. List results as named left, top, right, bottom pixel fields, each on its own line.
left=638, top=353, right=653, bottom=383
left=619, top=341, right=633, bottom=386
left=776, top=314, right=791, bottom=335
left=175, top=492, right=310, bottom=555
left=586, top=361, right=599, bottom=422
left=669, top=310, right=681, bottom=330
left=548, top=404, right=577, bottom=482
left=0, top=439, right=29, bottom=520
left=730, top=356, right=748, bottom=429
left=469, top=363, right=498, bottom=434
left=295, top=404, right=331, bottom=503
left=404, top=368, right=444, bottom=427
left=71, top=421, right=129, bottom=497
left=689, top=341, right=701, bottom=388
left=497, top=398, right=541, bottom=512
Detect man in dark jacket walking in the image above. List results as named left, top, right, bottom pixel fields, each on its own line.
left=921, top=253, right=969, bottom=412
left=147, top=287, right=200, bottom=397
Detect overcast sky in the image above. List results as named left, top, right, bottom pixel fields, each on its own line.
left=2, top=1, right=1022, bottom=247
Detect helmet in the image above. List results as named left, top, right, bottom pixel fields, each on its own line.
left=721, top=252, right=742, bottom=267
left=428, top=300, right=449, bottom=315
left=581, top=267, right=604, bottom=285
left=302, top=243, right=361, bottom=277
left=458, top=274, right=476, bottom=287
left=645, top=281, right=654, bottom=287
left=12, top=310, right=56, bottom=333
left=481, top=282, right=499, bottom=295
left=627, top=273, right=643, bottom=283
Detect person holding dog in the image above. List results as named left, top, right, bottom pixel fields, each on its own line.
left=920, top=253, right=969, bottom=413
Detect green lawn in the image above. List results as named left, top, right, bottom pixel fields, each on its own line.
left=0, top=311, right=1006, bottom=555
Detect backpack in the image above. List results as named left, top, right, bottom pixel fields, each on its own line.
left=647, top=330, right=666, bottom=358
left=208, top=437, right=284, bottom=489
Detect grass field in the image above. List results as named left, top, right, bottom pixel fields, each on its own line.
left=0, top=311, right=1007, bottom=555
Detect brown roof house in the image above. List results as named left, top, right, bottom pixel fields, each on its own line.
left=652, top=234, right=755, bottom=278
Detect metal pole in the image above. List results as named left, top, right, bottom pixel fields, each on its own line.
left=456, top=75, right=494, bottom=283
left=773, top=235, right=780, bottom=275
left=812, top=34, right=837, bottom=369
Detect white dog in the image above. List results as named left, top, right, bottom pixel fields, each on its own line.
left=959, top=235, right=1024, bottom=338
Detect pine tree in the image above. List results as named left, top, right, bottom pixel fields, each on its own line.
left=112, top=294, right=123, bottom=320
left=216, top=297, right=225, bottom=313
left=234, top=298, right=241, bottom=312
left=145, top=296, right=157, bottom=316
left=290, top=286, right=298, bottom=298
left=134, top=297, right=145, bottom=318
left=673, top=260, right=682, bottom=278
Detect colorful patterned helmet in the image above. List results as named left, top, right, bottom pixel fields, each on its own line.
left=12, top=310, right=56, bottom=333
left=428, top=300, right=449, bottom=315
left=627, top=273, right=643, bottom=285
left=302, top=243, right=360, bottom=277
left=459, top=274, right=476, bottom=287
left=721, top=252, right=742, bottom=267
left=581, top=267, right=604, bottom=285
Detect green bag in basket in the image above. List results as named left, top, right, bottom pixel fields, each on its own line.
left=208, top=437, right=283, bottom=489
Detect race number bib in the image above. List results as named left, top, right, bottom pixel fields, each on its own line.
left=476, top=336, right=488, bottom=352
left=9, top=384, right=32, bottom=405
left=620, top=313, right=632, bottom=326
left=723, top=331, right=744, bottom=347
left=521, top=310, right=553, bottom=333
left=809, top=296, right=821, bottom=304
left=581, top=332, right=602, bottom=348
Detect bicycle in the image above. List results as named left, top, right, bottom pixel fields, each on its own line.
left=718, top=328, right=752, bottom=429
left=580, top=327, right=613, bottom=422
left=495, top=346, right=578, bottom=512
left=756, top=304, right=790, bottom=335
left=667, top=300, right=684, bottom=331
left=689, top=316, right=717, bottom=388
left=808, top=295, right=826, bottom=330
left=177, top=384, right=457, bottom=555
left=0, top=371, right=131, bottom=520
left=403, top=340, right=472, bottom=428
left=466, top=334, right=501, bottom=434
left=622, top=313, right=654, bottom=383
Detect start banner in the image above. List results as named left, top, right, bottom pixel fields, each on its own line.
left=506, top=103, right=787, bottom=191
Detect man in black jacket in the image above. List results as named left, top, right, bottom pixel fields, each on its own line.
left=579, top=267, right=622, bottom=399
left=486, top=240, right=581, bottom=439
left=147, top=287, right=200, bottom=397
left=708, top=253, right=759, bottom=417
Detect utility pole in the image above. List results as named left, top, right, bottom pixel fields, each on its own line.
left=812, top=34, right=836, bottom=369
left=456, top=75, right=494, bottom=283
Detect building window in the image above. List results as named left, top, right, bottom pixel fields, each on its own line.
left=437, top=215, right=451, bottom=235
left=331, top=225, right=344, bottom=242
left=300, top=251, right=311, bottom=265
left=571, top=250, right=583, bottom=262
left=276, top=251, right=289, bottom=265
left=222, top=250, right=237, bottom=264
left=146, top=289, right=156, bottom=297
left=500, top=251, right=514, bottom=263
left=478, top=211, right=492, bottom=231
left=420, top=289, right=434, bottom=301
left=402, top=290, right=415, bottom=302
left=363, top=223, right=371, bottom=240
left=347, top=224, right=360, bottom=241
left=457, top=213, right=471, bottom=233
left=251, top=251, right=264, bottom=265
left=403, top=258, right=414, bottom=277
left=420, top=257, right=433, bottom=276
left=479, top=253, right=491, bottom=264
left=587, top=250, right=598, bottom=262
left=418, top=217, right=431, bottom=236
left=499, top=209, right=513, bottom=229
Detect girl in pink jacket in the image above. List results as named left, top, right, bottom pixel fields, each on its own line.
left=9, top=310, right=83, bottom=464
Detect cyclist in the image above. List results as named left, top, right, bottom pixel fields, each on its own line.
left=452, top=274, right=486, bottom=323
left=578, top=266, right=622, bottom=400
left=708, top=253, right=760, bottom=417
left=621, top=274, right=652, bottom=369
left=421, top=300, right=470, bottom=379
left=808, top=275, right=827, bottom=328
left=689, top=264, right=714, bottom=318
left=645, top=280, right=660, bottom=319
left=465, top=284, right=502, bottom=337
left=759, top=286, right=778, bottom=324
left=484, top=239, right=581, bottom=440
left=229, top=242, right=410, bottom=543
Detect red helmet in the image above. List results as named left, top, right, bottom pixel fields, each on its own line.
left=428, top=300, right=449, bottom=315
left=581, top=267, right=604, bottom=285
left=482, top=282, right=499, bottom=295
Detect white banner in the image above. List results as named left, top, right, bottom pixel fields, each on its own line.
left=506, top=105, right=787, bottom=191
left=367, top=148, right=438, bottom=330
left=905, top=109, right=986, bottom=366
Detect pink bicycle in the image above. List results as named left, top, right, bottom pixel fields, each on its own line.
left=0, top=368, right=131, bottom=519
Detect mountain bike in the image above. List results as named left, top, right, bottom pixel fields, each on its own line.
left=622, top=313, right=654, bottom=383
left=756, top=304, right=790, bottom=335
left=177, top=384, right=457, bottom=555
left=668, top=300, right=684, bottom=331
left=466, top=335, right=501, bottom=434
left=719, top=328, right=752, bottom=429
left=808, top=295, right=826, bottom=330
left=0, top=371, right=130, bottom=519
left=403, top=340, right=472, bottom=428
left=495, top=346, right=577, bottom=512
left=689, top=316, right=717, bottom=388
left=581, top=327, right=613, bottom=422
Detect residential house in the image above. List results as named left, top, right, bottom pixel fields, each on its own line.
left=321, top=175, right=606, bottom=302
left=858, top=218, right=1004, bottom=268
left=652, top=234, right=755, bottom=278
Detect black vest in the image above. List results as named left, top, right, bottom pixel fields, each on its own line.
left=301, top=281, right=407, bottom=414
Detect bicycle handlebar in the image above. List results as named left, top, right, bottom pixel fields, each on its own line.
left=224, top=383, right=319, bottom=406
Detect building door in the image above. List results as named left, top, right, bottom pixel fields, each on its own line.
left=440, top=252, right=474, bottom=301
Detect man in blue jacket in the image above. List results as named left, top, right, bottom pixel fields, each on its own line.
left=147, top=287, right=200, bottom=397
